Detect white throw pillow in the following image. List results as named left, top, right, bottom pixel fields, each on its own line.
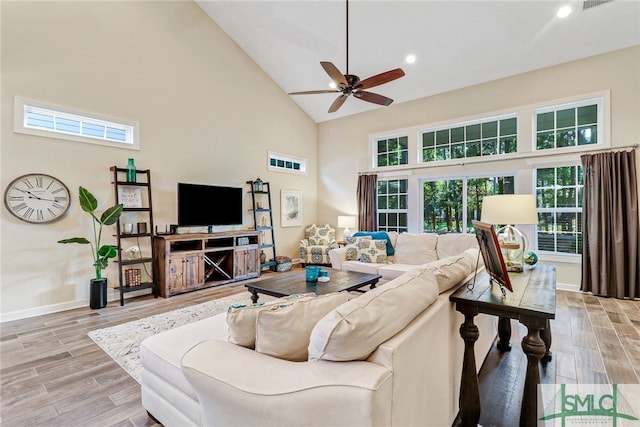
left=393, top=233, right=439, bottom=265
left=423, top=248, right=479, bottom=293
left=308, top=269, right=439, bottom=362
left=435, top=233, right=478, bottom=259
left=255, top=292, right=349, bottom=362
left=227, top=293, right=314, bottom=348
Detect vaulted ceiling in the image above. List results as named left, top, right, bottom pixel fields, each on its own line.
left=196, top=1, right=640, bottom=123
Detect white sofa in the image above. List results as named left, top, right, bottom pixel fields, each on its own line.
left=140, top=257, right=496, bottom=427
left=329, top=232, right=479, bottom=282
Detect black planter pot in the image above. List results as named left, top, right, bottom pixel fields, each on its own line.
left=90, top=278, right=108, bottom=309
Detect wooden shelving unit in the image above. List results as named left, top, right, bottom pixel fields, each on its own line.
left=111, top=166, right=156, bottom=306
left=247, top=179, right=277, bottom=270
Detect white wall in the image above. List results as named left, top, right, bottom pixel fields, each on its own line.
left=317, top=46, right=640, bottom=289
left=1, top=1, right=317, bottom=320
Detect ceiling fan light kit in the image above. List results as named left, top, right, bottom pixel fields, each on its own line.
left=288, top=0, right=405, bottom=113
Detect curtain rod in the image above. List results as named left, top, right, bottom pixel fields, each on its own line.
left=357, top=143, right=639, bottom=175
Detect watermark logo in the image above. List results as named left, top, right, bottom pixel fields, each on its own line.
left=539, top=384, right=640, bottom=426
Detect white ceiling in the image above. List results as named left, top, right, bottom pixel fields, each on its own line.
left=196, top=1, right=640, bottom=123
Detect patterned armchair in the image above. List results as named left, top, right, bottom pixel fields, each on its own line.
left=299, top=224, right=338, bottom=265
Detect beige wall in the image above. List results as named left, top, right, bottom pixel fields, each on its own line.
left=1, top=1, right=317, bottom=320
left=317, top=46, right=640, bottom=288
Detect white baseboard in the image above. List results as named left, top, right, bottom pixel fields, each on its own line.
left=0, top=289, right=153, bottom=323
left=556, top=282, right=580, bottom=292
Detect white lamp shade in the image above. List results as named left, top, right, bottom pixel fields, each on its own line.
left=480, top=194, right=538, bottom=225
left=337, top=215, right=357, bottom=229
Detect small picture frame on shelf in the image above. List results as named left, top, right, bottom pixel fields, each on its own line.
left=118, top=187, right=142, bottom=208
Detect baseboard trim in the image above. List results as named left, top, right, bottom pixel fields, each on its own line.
left=557, top=282, right=580, bottom=292
left=0, top=289, right=152, bottom=323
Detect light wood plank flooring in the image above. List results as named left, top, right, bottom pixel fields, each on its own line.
left=2, top=281, right=639, bottom=426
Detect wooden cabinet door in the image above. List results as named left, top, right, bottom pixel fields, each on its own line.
left=184, top=253, right=204, bottom=288
left=168, top=253, right=204, bottom=293
left=234, top=246, right=259, bottom=279
left=167, top=255, right=186, bottom=293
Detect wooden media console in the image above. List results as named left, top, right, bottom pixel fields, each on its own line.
left=153, top=231, right=261, bottom=298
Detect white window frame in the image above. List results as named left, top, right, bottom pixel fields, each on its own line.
left=532, top=162, right=584, bottom=259
left=267, top=151, right=307, bottom=175
left=377, top=177, right=409, bottom=233
left=532, top=94, right=609, bottom=154
left=13, top=97, right=140, bottom=150
left=418, top=113, right=518, bottom=164
left=372, top=133, right=409, bottom=169
left=419, top=172, right=517, bottom=234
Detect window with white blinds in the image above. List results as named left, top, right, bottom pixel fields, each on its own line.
left=14, top=97, right=139, bottom=150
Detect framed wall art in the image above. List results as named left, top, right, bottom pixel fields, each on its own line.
left=281, top=190, right=302, bottom=227
left=471, top=220, right=513, bottom=293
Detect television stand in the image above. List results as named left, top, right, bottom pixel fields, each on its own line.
left=153, top=230, right=260, bottom=297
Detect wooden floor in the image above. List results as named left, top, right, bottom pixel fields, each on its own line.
left=1, top=281, right=639, bottom=427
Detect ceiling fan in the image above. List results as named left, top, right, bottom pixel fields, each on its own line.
left=288, top=0, right=405, bottom=113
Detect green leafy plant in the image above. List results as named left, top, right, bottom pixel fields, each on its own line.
left=58, top=186, right=123, bottom=280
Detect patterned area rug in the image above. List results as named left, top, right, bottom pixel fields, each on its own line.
left=88, top=292, right=261, bottom=384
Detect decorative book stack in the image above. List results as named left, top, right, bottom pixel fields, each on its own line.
left=125, top=268, right=141, bottom=287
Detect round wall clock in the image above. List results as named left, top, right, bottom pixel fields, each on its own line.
left=4, top=173, right=71, bottom=223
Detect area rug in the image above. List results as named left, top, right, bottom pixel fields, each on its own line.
left=88, top=292, right=262, bottom=384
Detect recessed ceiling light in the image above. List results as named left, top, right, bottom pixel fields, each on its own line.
left=405, top=54, right=416, bottom=64
left=329, top=82, right=337, bottom=89
left=557, top=5, right=572, bottom=18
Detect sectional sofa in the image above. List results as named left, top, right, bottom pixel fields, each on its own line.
left=139, top=246, right=496, bottom=426
left=329, top=231, right=479, bottom=283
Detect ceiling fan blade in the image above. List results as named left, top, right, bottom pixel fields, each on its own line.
left=354, top=91, right=394, bottom=107
left=320, top=61, right=348, bottom=87
left=328, top=94, right=349, bottom=113
left=356, top=68, right=405, bottom=90
left=288, top=90, right=339, bottom=95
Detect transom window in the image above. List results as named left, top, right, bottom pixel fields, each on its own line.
left=536, top=166, right=583, bottom=255
left=535, top=99, right=600, bottom=150
left=377, top=179, right=408, bottom=233
left=268, top=152, right=307, bottom=174
left=14, top=97, right=138, bottom=150
left=421, top=116, right=517, bottom=162
left=423, top=175, right=515, bottom=233
left=375, top=135, right=408, bottom=168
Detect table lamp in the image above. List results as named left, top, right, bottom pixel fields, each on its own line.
left=337, top=215, right=357, bottom=240
left=480, top=194, right=538, bottom=272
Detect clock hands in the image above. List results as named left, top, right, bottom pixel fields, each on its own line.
left=15, top=188, right=56, bottom=202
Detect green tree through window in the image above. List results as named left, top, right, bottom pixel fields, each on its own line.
left=423, top=176, right=514, bottom=233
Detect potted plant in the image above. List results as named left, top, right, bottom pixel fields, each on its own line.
left=58, top=186, right=123, bottom=309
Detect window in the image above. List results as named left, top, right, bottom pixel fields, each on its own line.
left=377, top=179, right=408, bottom=233
left=423, top=176, right=514, bottom=233
left=421, top=116, right=517, bottom=162
left=268, top=152, right=307, bottom=174
left=535, top=166, right=583, bottom=255
left=535, top=99, right=600, bottom=150
left=14, top=97, right=138, bottom=150
left=375, top=135, right=408, bottom=168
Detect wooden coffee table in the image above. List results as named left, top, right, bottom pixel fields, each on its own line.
left=245, top=268, right=381, bottom=303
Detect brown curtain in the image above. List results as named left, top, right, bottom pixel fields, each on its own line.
left=581, top=149, right=640, bottom=299
left=357, top=174, right=377, bottom=231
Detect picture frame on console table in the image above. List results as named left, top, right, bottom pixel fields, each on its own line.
left=281, top=189, right=302, bottom=227
left=471, top=220, right=512, bottom=292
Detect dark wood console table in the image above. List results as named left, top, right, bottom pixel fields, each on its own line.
left=450, top=264, right=556, bottom=427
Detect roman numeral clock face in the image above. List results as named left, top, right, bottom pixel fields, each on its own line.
left=4, top=174, right=71, bottom=223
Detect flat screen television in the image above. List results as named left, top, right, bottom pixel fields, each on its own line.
left=177, top=183, right=243, bottom=227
